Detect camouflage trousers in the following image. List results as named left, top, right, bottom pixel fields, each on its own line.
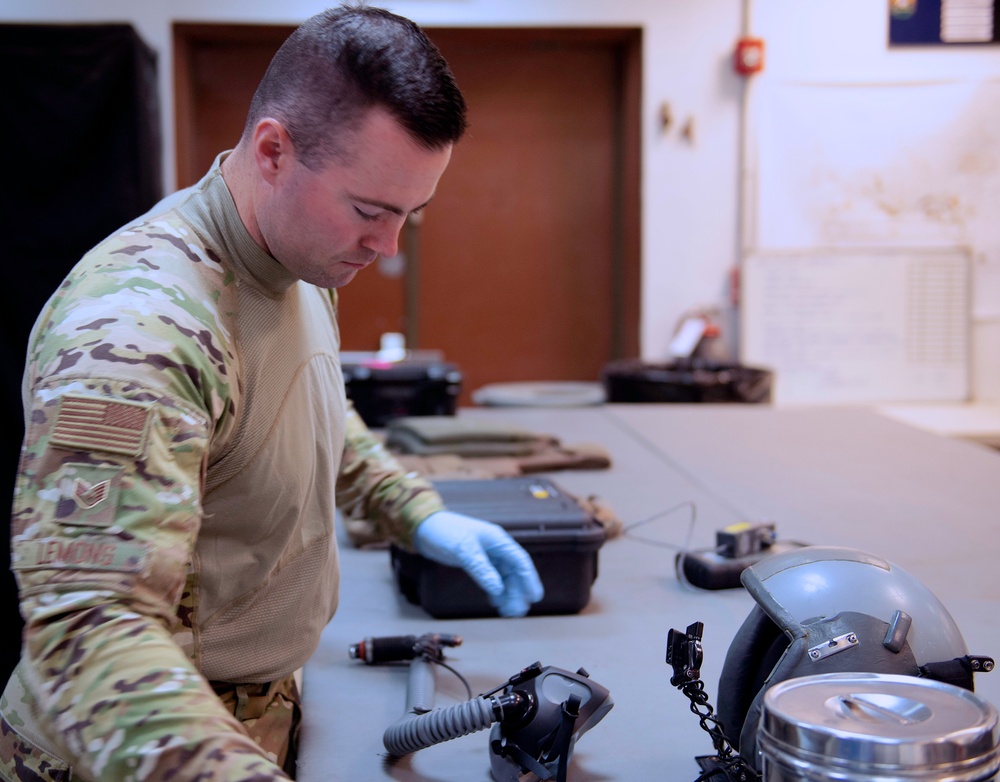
left=211, top=674, right=302, bottom=777
left=0, top=667, right=301, bottom=781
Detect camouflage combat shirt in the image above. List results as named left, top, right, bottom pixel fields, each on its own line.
left=1, top=153, right=444, bottom=781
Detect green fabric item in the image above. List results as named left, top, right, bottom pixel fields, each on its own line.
left=385, top=416, right=554, bottom=456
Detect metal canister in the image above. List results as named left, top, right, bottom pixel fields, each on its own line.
left=758, top=673, right=1000, bottom=781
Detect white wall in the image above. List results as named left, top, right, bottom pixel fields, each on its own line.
left=750, top=0, right=1000, bottom=402
left=5, top=0, right=999, bottom=400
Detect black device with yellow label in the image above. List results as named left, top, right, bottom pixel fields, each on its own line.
left=677, top=523, right=808, bottom=590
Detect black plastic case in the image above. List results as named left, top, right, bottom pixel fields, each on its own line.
left=391, top=477, right=607, bottom=618
left=342, top=356, right=462, bottom=427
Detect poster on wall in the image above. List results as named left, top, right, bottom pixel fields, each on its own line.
left=740, top=250, right=970, bottom=405
left=890, top=0, right=1000, bottom=45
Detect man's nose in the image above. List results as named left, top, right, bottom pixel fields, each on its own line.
left=362, top=222, right=402, bottom=259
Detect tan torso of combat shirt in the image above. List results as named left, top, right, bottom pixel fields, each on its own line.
left=160, top=158, right=347, bottom=682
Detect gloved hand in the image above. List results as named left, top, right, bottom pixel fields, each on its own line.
left=413, top=511, right=544, bottom=617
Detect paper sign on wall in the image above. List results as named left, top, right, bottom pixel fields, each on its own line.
left=740, top=250, right=970, bottom=405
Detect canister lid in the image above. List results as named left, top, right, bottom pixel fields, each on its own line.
left=760, top=673, right=1000, bottom=773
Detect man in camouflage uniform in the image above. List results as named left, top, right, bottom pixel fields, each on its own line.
left=0, top=6, right=543, bottom=780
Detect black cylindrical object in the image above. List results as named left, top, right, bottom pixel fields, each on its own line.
left=602, top=358, right=773, bottom=404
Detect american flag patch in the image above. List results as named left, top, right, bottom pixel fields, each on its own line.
left=50, top=396, right=153, bottom=457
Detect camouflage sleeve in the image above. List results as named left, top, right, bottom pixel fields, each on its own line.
left=9, top=221, right=288, bottom=779
left=11, top=378, right=289, bottom=781
left=335, top=402, right=445, bottom=547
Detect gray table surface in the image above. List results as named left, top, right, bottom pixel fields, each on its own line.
left=296, top=404, right=1000, bottom=781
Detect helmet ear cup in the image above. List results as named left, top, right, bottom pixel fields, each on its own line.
left=716, top=604, right=789, bottom=750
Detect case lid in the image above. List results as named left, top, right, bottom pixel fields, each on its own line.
left=433, top=477, right=599, bottom=534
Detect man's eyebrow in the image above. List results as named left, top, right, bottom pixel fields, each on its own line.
left=351, top=195, right=435, bottom=216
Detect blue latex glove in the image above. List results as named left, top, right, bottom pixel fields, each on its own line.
left=413, top=510, right=544, bottom=617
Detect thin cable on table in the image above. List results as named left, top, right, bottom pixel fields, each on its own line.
left=620, top=500, right=727, bottom=591
left=434, top=658, right=473, bottom=701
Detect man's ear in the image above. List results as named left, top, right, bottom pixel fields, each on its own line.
left=252, top=118, right=294, bottom=183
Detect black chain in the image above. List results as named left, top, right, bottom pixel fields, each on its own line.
left=680, top=680, right=735, bottom=758
left=679, top=680, right=760, bottom=782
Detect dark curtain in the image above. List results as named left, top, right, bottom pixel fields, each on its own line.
left=0, top=23, right=162, bottom=686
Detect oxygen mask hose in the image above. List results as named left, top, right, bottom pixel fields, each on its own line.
left=382, top=657, right=531, bottom=755
left=351, top=637, right=613, bottom=780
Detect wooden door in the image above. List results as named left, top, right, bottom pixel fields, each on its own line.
left=174, top=24, right=640, bottom=405
left=419, top=29, right=639, bottom=400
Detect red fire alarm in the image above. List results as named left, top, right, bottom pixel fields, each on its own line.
left=734, top=37, right=765, bottom=75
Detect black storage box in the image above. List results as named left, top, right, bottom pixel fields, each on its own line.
left=342, top=353, right=462, bottom=427
left=602, top=358, right=773, bottom=404
left=391, top=477, right=607, bottom=618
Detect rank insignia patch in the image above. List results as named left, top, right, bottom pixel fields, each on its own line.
left=51, top=395, right=153, bottom=457
left=73, top=477, right=111, bottom=509
left=52, top=463, right=123, bottom=528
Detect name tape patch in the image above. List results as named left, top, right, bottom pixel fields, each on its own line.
left=50, top=395, right=153, bottom=457
left=12, top=537, right=147, bottom=574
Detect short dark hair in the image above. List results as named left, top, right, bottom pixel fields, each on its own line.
left=244, top=3, right=467, bottom=168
